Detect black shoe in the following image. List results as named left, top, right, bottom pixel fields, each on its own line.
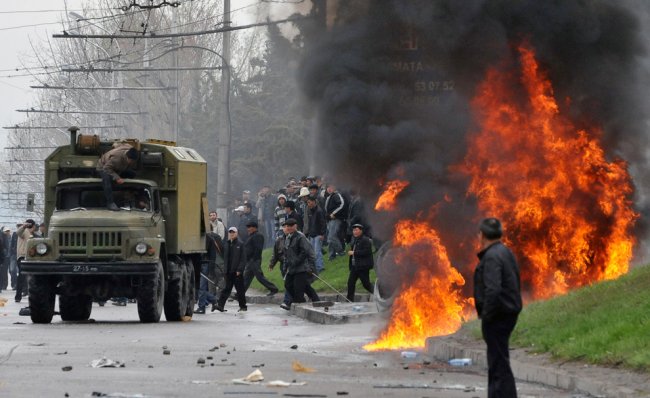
left=266, top=290, right=278, bottom=297
left=98, top=301, right=105, bottom=307
left=19, top=307, right=31, bottom=316
left=238, top=307, right=247, bottom=312
left=15, top=298, right=21, bottom=303
left=194, top=307, right=206, bottom=314
left=107, top=202, right=120, bottom=211
left=212, top=304, right=226, bottom=312
left=280, top=303, right=290, bottom=311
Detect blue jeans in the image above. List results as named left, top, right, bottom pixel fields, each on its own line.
left=327, top=219, right=343, bottom=256
left=198, top=263, right=217, bottom=309
left=264, top=219, right=275, bottom=247
left=309, top=236, right=324, bottom=273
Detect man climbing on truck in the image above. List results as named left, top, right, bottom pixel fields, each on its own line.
left=96, top=143, right=139, bottom=211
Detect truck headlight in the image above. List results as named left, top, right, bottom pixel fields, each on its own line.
left=36, top=243, right=48, bottom=255
left=135, top=242, right=148, bottom=255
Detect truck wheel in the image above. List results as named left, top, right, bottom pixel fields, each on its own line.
left=28, top=275, right=56, bottom=324
left=185, top=262, right=196, bottom=318
left=164, top=262, right=191, bottom=321
left=137, top=260, right=165, bottom=323
left=59, top=295, right=93, bottom=321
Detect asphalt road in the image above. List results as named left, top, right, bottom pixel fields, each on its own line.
left=0, top=291, right=579, bottom=398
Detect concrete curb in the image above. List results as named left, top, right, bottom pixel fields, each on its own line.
left=425, top=336, right=641, bottom=398
left=291, top=301, right=378, bottom=324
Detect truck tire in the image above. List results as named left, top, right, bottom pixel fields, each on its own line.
left=28, top=275, right=56, bottom=324
left=137, top=260, right=165, bottom=323
left=164, top=260, right=194, bottom=321
left=59, top=295, right=93, bottom=321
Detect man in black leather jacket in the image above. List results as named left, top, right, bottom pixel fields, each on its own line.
left=282, top=218, right=316, bottom=304
left=473, top=218, right=522, bottom=398
left=346, top=224, right=374, bottom=302
left=214, top=227, right=248, bottom=312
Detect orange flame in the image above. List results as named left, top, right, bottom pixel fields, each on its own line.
left=375, top=180, right=410, bottom=211
left=364, top=220, right=472, bottom=351
left=366, top=41, right=637, bottom=352
left=462, top=42, right=637, bottom=298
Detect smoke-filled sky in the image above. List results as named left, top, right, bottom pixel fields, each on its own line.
left=298, top=0, right=650, bottom=285
left=299, top=0, right=650, bottom=229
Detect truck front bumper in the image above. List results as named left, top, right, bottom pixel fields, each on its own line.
left=21, top=261, right=158, bottom=276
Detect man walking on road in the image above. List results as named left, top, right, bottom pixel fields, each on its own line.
left=214, top=227, right=247, bottom=312
left=473, top=217, right=522, bottom=398
left=243, top=221, right=279, bottom=296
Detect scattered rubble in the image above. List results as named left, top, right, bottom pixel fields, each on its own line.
left=90, top=357, right=126, bottom=368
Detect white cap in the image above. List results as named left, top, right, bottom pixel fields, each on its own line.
left=298, top=187, right=310, bottom=197
left=228, top=227, right=238, bottom=233
left=234, top=206, right=245, bottom=212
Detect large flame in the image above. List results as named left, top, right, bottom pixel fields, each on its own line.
left=365, top=42, right=637, bottom=351
left=363, top=220, right=472, bottom=351
left=462, top=42, right=637, bottom=298
left=375, top=180, right=410, bottom=211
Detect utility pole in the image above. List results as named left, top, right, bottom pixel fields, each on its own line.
left=216, top=0, right=231, bottom=225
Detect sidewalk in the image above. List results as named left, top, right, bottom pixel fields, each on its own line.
left=425, top=327, right=650, bottom=398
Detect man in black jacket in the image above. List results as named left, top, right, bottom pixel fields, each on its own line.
left=305, top=196, right=327, bottom=274
left=346, top=224, right=374, bottom=302
left=473, top=218, right=522, bottom=398
left=214, top=227, right=248, bottom=312
left=282, top=218, right=316, bottom=304
left=324, top=184, right=346, bottom=260
left=243, top=221, right=279, bottom=296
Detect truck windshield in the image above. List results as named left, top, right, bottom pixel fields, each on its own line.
left=57, top=185, right=153, bottom=212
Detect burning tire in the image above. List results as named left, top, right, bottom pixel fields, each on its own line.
left=373, top=241, right=399, bottom=314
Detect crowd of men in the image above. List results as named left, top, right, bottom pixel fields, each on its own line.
left=0, top=220, right=47, bottom=315
left=198, top=175, right=377, bottom=313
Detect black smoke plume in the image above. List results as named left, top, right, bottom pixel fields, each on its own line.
left=298, top=0, right=650, bottom=277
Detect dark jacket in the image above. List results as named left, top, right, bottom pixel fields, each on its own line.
left=324, top=191, right=345, bottom=219
left=473, top=241, right=522, bottom=321
left=284, top=210, right=303, bottom=232
left=244, top=231, right=264, bottom=263
left=349, top=235, right=374, bottom=270
left=306, top=205, right=327, bottom=238
left=237, top=212, right=258, bottom=242
left=205, top=232, right=223, bottom=263
left=222, top=237, right=246, bottom=274
left=284, top=231, right=315, bottom=275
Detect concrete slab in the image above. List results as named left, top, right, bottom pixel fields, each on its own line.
left=291, top=301, right=379, bottom=324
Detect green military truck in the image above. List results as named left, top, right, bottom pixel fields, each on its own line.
left=21, top=127, right=209, bottom=323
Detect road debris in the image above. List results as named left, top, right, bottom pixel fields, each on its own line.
left=373, top=383, right=481, bottom=391
left=232, top=369, right=265, bottom=384
left=91, top=392, right=147, bottom=397
left=90, top=357, right=126, bottom=368
left=61, top=366, right=73, bottom=371
left=292, top=360, right=316, bottom=373
left=267, top=380, right=307, bottom=387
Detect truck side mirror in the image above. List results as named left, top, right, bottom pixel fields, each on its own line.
left=161, top=197, right=171, bottom=217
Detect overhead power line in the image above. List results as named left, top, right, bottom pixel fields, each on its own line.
left=52, top=15, right=311, bottom=40
left=16, top=109, right=146, bottom=115
left=31, top=85, right=177, bottom=91
left=3, top=126, right=123, bottom=130
left=61, top=66, right=222, bottom=72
